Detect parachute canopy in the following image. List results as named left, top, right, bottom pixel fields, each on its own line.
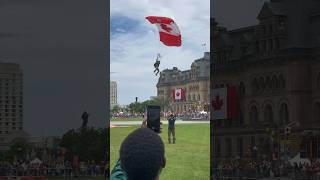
left=146, top=16, right=181, bottom=47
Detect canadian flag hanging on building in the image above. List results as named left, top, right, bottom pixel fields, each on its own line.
left=211, top=87, right=237, bottom=120
left=146, top=16, right=182, bottom=47
left=175, top=89, right=182, bottom=100
left=172, top=88, right=186, bottom=101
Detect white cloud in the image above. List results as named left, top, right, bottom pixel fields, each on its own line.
left=111, top=0, right=210, bottom=105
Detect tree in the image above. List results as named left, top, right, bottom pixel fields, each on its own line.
left=111, top=105, right=120, bottom=113
left=7, top=138, right=31, bottom=162
left=128, top=102, right=145, bottom=113
left=60, top=128, right=105, bottom=162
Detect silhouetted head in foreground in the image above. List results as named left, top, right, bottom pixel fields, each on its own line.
left=120, top=128, right=166, bottom=180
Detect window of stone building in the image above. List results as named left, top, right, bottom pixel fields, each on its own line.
left=252, top=78, right=258, bottom=93
left=239, top=82, right=246, bottom=95
left=269, top=25, right=273, bottom=34
left=279, top=74, right=286, bottom=89
left=250, top=106, right=259, bottom=124
left=262, top=40, right=267, bottom=53
left=237, top=138, right=243, bottom=157
left=275, top=38, right=280, bottom=49
left=214, top=139, right=221, bottom=157
left=226, top=138, right=232, bottom=157
left=188, top=95, right=191, bottom=101
left=193, top=94, right=195, bottom=101
left=198, top=94, right=200, bottom=101
left=239, top=110, right=244, bottom=127
left=256, top=41, right=260, bottom=53
left=317, top=73, right=320, bottom=89
left=262, top=26, right=266, bottom=35
left=269, top=39, right=273, bottom=52
left=264, top=104, right=274, bottom=123
left=272, top=75, right=278, bottom=89
left=313, top=102, right=320, bottom=122
left=266, top=76, right=272, bottom=91
left=279, top=103, right=289, bottom=126
left=251, top=136, right=256, bottom=148
left=259, top=77, right=265, bottom=91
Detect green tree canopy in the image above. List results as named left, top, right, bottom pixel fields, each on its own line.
left=60, top=128, right=107, bottom=162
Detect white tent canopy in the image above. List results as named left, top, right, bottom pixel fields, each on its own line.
left=200, top=110, right=207, bottom=114
left=289, top=153, right=310, bottom=165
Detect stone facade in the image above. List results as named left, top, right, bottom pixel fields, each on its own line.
left=157, top=52, right=210, bottom=114
left=110, top=81, right=117, bottom=109
left=212, top=0, right=320, bottom=161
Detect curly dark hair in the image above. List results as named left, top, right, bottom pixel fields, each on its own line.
left=120, top=128, right=165, bottom=180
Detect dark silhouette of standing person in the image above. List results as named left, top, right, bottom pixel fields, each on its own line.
left=81, top=111, right=89, bottom=129
left=167, top=111, right=176, bottom=144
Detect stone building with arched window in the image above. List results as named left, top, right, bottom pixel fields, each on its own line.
left=212, top=0, right=320, bottom=161
left=157, top=52, right=210, bottom=114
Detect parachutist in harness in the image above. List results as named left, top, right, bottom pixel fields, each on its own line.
left=154, top=53, right=161, bottom=76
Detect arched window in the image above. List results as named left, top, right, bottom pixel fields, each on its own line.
left=313, top=102, right=320, bottom=122
left=250, top=106, right=259, bottom=124
left=198, top=94, right=201, bottom=101
left=279, top=103, right=289, bottom=126
left=266, top=76, right=271, bottom=90
left=259, top=77, right=265, bottom=91
left=272, top=75, right=278, bottom=89
left=279, top=74, right=286, bottom=89
left=252, top=78, right=258, bottom=93
left=188, top=95, right=191, bottom=101
left=264, top=104, right=274, bottom=123
left=193, top=94, right=195, bottom=101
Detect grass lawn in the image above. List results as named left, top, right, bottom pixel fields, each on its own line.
left=110, top=124, right=210, bottom=179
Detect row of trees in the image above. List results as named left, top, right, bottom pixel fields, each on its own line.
left=0, top=127, right=108, bottom=163
left=112, top=97, right=169, bottom=113
left=60, top=127, right=108, bottom=162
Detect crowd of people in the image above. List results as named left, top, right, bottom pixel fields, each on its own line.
left=112, top=110, right=209, bottom=120
left=0, top=160, right=106, bottom=177
left=174, top=111, right=209, bottom=120
left=212, top=159, right=320, bottom=179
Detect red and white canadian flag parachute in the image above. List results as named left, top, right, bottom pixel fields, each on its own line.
left=211, top=87, right=237, bottom=120
left=146, top=16, right=182, bottom=47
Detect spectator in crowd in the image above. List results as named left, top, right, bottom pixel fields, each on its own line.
left=110, top=128, right=166, bottom=180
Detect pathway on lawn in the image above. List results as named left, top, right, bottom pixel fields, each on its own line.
left=111, top=120, right=209, bottom=126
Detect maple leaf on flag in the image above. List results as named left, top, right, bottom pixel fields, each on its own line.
left=176, top=92, right=180, bottom=96
left=212, top=95, right=224, bottom=110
